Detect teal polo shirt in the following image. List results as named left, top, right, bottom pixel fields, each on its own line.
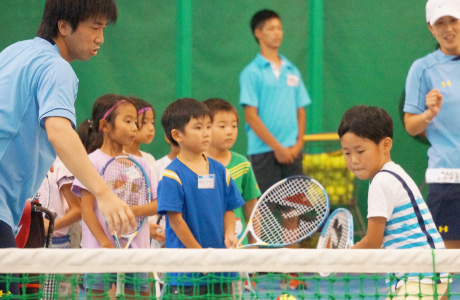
left=404, top=49, right=460, bottom=168
left=239, top=53, right=311, bottom=155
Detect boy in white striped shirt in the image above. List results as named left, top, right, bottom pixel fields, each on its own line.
left=338, top=105, right=448, bottom=300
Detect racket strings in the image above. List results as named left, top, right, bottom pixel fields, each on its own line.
left=252, top=178, right=328, bottom=245
left=102, top=158, right=149, bottom=235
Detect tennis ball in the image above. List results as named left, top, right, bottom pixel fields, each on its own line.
left=277, top=294, right=297, bottom=300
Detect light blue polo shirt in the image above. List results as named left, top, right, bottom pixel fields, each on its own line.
left=404, top=49, right=460, bottom=168
left=0, top=37, right=78, bottom=230
left=239, top=53, right=311, bottom=155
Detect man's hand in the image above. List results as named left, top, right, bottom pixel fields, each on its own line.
left=288, top=142, right=303, bottom=160
left=97, top=191, right=136, bottom=237
left=274, top=145, right=295, bottom=164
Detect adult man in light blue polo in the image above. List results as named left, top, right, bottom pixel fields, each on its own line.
left=0, top=3, right=135, bottom=295
left=239, top=9, right=311, bottom=194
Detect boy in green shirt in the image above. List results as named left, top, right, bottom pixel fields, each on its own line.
left=203, top=98, right=261, bottom=245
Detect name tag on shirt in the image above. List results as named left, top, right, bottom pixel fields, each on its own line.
left=287, top=75, right=299, bottom=86
left=198, top=174, right=215, bottom=189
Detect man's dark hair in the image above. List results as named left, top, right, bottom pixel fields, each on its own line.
left=161, top=98, right=210, bottom=147
left=202, top=98, right=239, bottom=124
left=250, top=9, right=280, bottom=43
left=338, top=105, right=393, bottom=144
left=37, top=0, right=118, bottom=40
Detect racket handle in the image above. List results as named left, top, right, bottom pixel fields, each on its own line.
left=113, top=233, right=121, bottom=248
left=124, top=231, right=138, bottom=249
left=156, top=215, right=163, bottom=225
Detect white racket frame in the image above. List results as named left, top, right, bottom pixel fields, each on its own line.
left=237, top=175, right=330, bottom=249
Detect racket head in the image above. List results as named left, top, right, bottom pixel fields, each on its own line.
left=240, top=175, right=330, bottom=248
left=33, top=175, right=50, bottom=208
left=101, top=155, right=151, bottom=239
left=317, top=208, right=354, bottom=250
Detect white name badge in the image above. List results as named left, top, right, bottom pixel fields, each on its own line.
left=198, top=174, right=215, bottom=189
left=426, top=168, right=460, bottom=183
left=287, top=75, right=299, bottom=86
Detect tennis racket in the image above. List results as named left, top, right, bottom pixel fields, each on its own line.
left=316, top=208, right=354, bottom=277
left=100, top=155, right=151, bottom=249
left=153, top=215, right=166, bottom=298
left=237, top=175, right=330, bottom=249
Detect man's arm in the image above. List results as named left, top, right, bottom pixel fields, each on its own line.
left=244, top=105, right=294, bottom=164
left=44, top=116, right=135, bottom=235
left=167, top=211, right=202, bottom=248
left=289, top=107, right=306, bottom=159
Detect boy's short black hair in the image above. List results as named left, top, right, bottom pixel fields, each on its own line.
left=161, top=98, right=210, bottom=147
left=202, top=98, right=239, bottom=124
left=337, top=105, right=393, bottom=144
left=250, top=9, right=280, bottom=43
left=37, top=0, right=118, bottom=40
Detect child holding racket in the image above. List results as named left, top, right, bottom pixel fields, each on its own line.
left=72, top=94, right=158, bottom=299
left=338, top=105, right=448, bottom=299
left=41, top=157, right=81, bottom=299
left=123, top=96, right=165, bottom=246
left=157, top=98, right=244, bottom=298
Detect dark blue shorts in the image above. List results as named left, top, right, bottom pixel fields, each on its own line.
left=0, top=221, right=19, bottom=296
left=427, top=183, right=460, bottom=240
left=249, top=151, right=303, bottom=195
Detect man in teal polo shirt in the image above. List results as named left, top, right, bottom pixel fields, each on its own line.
left=239, top=9, right=311, bottom=194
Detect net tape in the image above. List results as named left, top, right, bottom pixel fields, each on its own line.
left=1, top=249, right=460, bottom=274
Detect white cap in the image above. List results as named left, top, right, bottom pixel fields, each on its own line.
left=426, top=0, right=460, bottom=25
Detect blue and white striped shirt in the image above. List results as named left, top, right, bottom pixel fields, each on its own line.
left=368, top=162, right=447, bottom=290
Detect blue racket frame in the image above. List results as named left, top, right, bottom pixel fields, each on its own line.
left=100, top=155, right=152, bottom=248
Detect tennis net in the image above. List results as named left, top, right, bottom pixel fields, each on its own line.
left=0, top=248, right=459, bottom=299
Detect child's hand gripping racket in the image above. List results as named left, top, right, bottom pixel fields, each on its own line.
left=101, top=155, right=151, bottom=249
left=316, top=208, right=354, bottom=277
left=236, top=175, right=330, bottom=249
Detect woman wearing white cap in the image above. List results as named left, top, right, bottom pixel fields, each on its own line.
left=404, top=0, right=460, bottom=252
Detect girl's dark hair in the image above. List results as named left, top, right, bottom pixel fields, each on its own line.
left=129, top=96, right=155, bottom=129
left=202, top=98, right=239, bottom=124
left=337, top=105, right=393, bottom=144
left=161, top=98, right=210, bottom=147
left=77, top=118, right=96, bottom=154
left=37, top=0, right=118, bottom=40
left=82, top=94, right=134, bottom=153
